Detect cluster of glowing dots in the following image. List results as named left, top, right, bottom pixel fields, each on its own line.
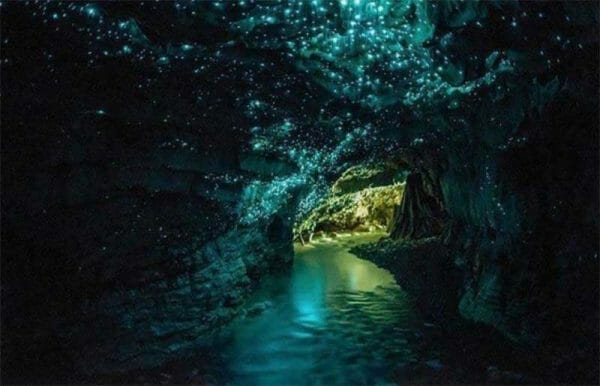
left=229, top=0, right=456, bottom=108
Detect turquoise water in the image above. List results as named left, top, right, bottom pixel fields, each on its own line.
left=220, top=233, right=420, bottom=386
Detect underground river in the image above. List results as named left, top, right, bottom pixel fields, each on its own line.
left=86, top=233, right=530, bottom=385
left=218, top=232, right=421, bottom=386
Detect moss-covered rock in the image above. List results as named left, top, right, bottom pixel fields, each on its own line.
left=331, top=162, right=406, bottom=195
left=294, top=161, right=407, bottom=241
left=295, top=183, right=404, bottom=241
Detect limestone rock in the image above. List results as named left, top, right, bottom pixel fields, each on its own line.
left=331, top=162, right=406, bottom=195
left=295, top=183, right=405, bottom=240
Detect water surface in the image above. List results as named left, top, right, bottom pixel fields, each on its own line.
left=221, top=233, right=420, bottom=386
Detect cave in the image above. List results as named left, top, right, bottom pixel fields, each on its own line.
left=1, top=1, right=598, bottom=385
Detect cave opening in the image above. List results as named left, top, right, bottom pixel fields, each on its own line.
left=292, top=155, right=448, bottom=246
left=293, top=160, right=409, bottom=244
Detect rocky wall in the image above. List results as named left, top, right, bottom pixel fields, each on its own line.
left=0, top=6, right=298, bottom=382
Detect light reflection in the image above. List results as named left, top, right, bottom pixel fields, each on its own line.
left=222, top=233, right=418, bottom=386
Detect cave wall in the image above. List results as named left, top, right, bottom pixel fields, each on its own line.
left=1, top=87, right=295, bottom=380
left=363, top=73, right=599, bottom=381
left=381, top=11, right=600, bottom=379
left=0, top=6, right=299, bottom=381
left=447, top=83, right=599, bottom=365
left=357, top=1, right=599, bottom=377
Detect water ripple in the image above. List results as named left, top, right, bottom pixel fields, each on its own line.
left=221, top=234, right=419, bottom=386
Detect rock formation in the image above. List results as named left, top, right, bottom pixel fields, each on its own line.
left=388, top=172, right=444, bottom=240
left=295, top=162, right=405, bottom=241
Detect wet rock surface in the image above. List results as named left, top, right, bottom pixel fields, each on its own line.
left=331, top=162, right=406, bottom=196
left=296, top=183, right=404, bottom=241
left=353, top=234, right=598, bottom=384
left=351, top=237, right=460, bottom=324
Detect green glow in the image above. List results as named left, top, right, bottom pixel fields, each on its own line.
left=231, top=0, right=509, bottom=109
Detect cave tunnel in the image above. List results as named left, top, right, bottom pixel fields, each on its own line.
left=1, top=1, right=599, bottom=385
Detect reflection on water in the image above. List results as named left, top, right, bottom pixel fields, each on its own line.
left=220, top=233, right=420, bottom=386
